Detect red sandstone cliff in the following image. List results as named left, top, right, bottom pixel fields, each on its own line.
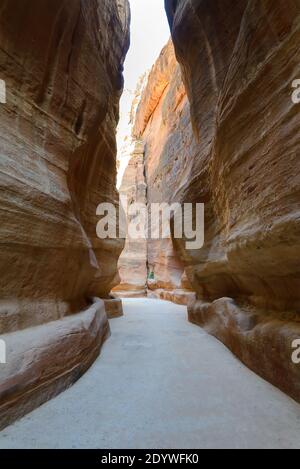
left=134, top=41, right=196, bottom=305
left=115, top=0, right=300, bottom=402
left=165, top=0, right=300, bottom=401
left=0, top=0, right=129, bottom=428
left=116, top=41, right=195, bottom=305
left=113, top=140, right=148, bottom=298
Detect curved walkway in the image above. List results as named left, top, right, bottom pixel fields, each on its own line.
left=0, top=298, right=299, bottom=449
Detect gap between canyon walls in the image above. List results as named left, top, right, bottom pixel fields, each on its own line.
left=0, top=0, right=130, bottom=429
left=113, top=40, right=196, bottom=306
left=115, top=0, right=300, bottom=404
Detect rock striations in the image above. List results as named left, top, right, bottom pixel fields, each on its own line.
left=164, top=0, right=300, bottom=401
left=0, top=0, right=129, bottom=428
left=116, top=0, right=300, bottom=402
left=113, top=140, right=148, bottom=298
left=115, top=41, right=196, bottom=305
left=134, top=41, right=196, bottom=306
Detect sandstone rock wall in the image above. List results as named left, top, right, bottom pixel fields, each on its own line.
left=113, top=140, right=148, bottom=298
left=134, top=41, right=196, bottom=305
left=165, top=0, right=300, bottom=401
left=110, top=41, right=193, bottom=305
left=115, top=41, right=196, bottom=305
left=0, top=0, right=129, bottom=427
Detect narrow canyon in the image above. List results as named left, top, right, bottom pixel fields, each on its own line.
left=0, top=0, right=299, bottom=447
left=115, top=0, right=300, bottom=404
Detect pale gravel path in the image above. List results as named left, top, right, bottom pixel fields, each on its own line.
left=0, top=298, right=299, bottom=449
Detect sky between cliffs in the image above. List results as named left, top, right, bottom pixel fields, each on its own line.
left=117, top=0, right=170, bottom=187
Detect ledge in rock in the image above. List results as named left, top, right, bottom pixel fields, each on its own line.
left=112, top=289, right=147, bottom=299
left=148, top=289, right=196, bottom=306
left=189, top=298, right=300, bottom=403
left=0, top=299, right=109, bottom=430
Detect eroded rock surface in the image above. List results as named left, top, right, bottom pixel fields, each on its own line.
left=114, top=41, right=196, bottom=304
left=134, top=40, right=196, bottom=305
left=0, top=0, right=129, bottom=426
left=104, top=298, right=124, bottom=319
left=165, top=0, right=300, bottom=401
left=0, top=300, right=109, bottom=431
left=113, top=140, right=148, bottom=298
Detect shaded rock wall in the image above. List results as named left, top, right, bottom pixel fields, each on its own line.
left=0, top=0, right=129, bottom=427
left=165, top=0, right=300, bottom=401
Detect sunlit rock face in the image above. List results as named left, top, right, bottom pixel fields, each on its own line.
left=114, top=41, right=195, bottom=304
left=113, top=140, right=148, bottom=298
left=0, top=0, right=129, bottom=427
left=165, top=0, right=300, bottom=401
left=132, top=40, right=196, bottom=306
left=117, top=73, right=148, bottom=189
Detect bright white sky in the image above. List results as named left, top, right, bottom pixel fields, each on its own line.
left=117, top=0, right=170, bottom=185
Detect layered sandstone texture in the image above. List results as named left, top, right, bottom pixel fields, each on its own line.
left=104, top=298, right=124, bottom=319
left=133, top=40, right=196, bottom=306
left=165, top=0, right=300, bottom=401
left=0, top=0, right=129, bottom=427
left=113, top=140, right=148, bottom=298
left=0, top=299, right=109, bottom=431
